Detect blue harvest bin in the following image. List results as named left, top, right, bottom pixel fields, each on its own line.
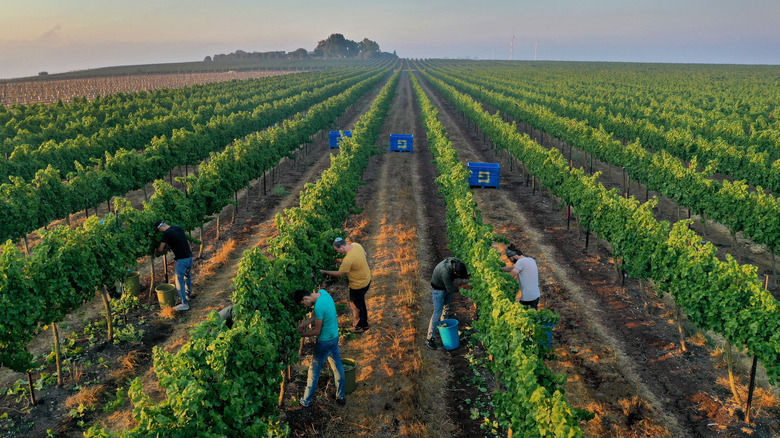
left=437, top=319, right=460, bottom=350
left=389, top=134, right=413, bottom=153
left=542, top=323, right=555, bottom=348
left=329, top=131, right=352, bottom=148
left=467, top=162, right=500, bottom=188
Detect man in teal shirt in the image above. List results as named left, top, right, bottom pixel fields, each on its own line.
left=295, top=289, right=346, bottom=407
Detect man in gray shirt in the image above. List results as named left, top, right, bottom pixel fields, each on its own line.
left=501, top=244, right=540, bottom=310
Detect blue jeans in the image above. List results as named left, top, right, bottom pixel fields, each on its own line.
left=426, top=289, right=451, bottom=340
left=175, top=257, right=193, bottom=305
left=301, top=337, right=345, bottom=406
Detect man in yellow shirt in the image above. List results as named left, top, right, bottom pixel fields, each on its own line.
left=320, top=237, right=371, bottom=332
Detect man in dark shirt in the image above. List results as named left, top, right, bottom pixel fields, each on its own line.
left=155, top=220, right=193, bottom=311
left=426, top=257, right=469, bottom=350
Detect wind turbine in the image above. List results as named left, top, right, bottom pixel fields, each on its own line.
left=510, top=33, right=515, bottom=60
left=534, top=37, right=539, bottom=61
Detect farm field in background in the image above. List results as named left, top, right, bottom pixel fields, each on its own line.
left=0, top=71, right=292, bottom=106
left=0, top=59, right=779, bottom=437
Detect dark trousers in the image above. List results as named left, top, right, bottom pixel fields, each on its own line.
left=349, top=282, right=371, bottom=329
left=519, top=297, right=539, bottom=310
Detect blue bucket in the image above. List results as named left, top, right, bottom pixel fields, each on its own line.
left=542, top=323, right=555, bottom=348
left=437, top=319, right=460, bottom=350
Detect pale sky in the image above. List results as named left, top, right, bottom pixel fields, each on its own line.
left=1, top=0, right=779, bottom=79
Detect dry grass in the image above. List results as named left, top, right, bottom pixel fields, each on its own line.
left=69, top=362, right=84, bottom=384
left=374, top=220, right=420, bottom=309
left=199, top=238, right=238, bottom=278
left=121, top=350, right=146, bottom=370
left=110, top=350, right=148, bottom=381
left=65, top=384, right=106, bottom=409
left=753, top=386, right=780, bottom=410
left=347, top=217, right=370, bottom=241
left=106, top=410, right=135, bottom=431
left=715, top=376, right=780, bottom=410
left=364, top=218, right=430, bottom=433
left=682, top=329, right=708, bottom=347
left=158, top=306, right=177, bottom=319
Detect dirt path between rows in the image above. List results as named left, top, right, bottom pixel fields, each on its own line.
left=281, top=72, right=484, bottom=437
left=417, top=74, right=780, bottom=437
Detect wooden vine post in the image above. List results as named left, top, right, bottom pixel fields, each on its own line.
left=149, top=256, right=155, bottom=301
left=278, top=369, right=286, bottom=407
left=676, top=305, right=687, bottom=352
left=26, top=370, right=36, bottom=406
left=745, top=356, right=759, bottom=423
left=622, top=167, right=627, bottom=197
left=199, top=227, right=204, bottom=258
left=52, top=323, right=63, bottom=386
left=101, top=285, right=114, bottom=342
left=620, top=264, right=626, bottom=294
left=232, top=192, right=238, bottom=224
left=725, top=340, right=741, bottom=404
left=638, top=279, right=649, bottom=313
left=163, top=253, right=169, bottom=284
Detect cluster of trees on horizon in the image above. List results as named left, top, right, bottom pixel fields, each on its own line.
left=204, top=33, right=397, bottom=62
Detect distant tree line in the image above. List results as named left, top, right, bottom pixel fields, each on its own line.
left=205, top=33, right=396, bottom=62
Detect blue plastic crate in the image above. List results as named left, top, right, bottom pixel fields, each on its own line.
left=467, top=162, right=500, bottom=188
left=389, top=134, right=413, bottom=153
left=329, top=131, right=352, bottom=148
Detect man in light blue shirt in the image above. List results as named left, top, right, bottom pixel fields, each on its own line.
left=295, top=289, right=346, bottom=407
